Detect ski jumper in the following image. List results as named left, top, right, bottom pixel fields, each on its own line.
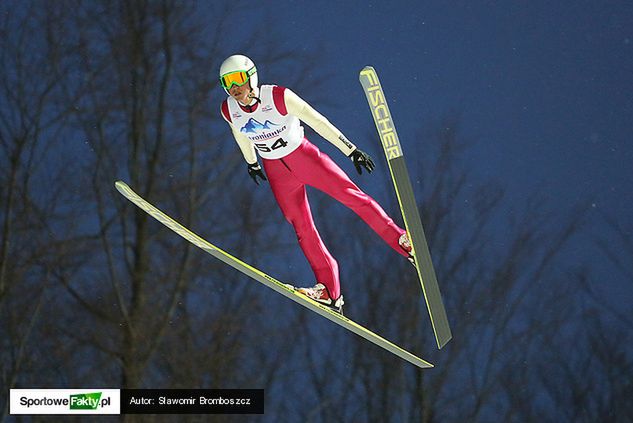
left=221, top=85, right=407, bottom=300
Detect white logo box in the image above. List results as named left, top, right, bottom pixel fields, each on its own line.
left=10, top=389, right=120, bottom=415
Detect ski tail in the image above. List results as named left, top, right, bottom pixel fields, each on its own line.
left=359, top=66, right=452, bottom=349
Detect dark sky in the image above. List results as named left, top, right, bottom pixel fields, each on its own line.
left=262, top=0, right=633, bottom=218
left=219, top=0, right=632, bottom=310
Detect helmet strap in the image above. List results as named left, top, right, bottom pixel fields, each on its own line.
left=238, top=83, right=260, bottom=108
left=243, top=94, right=261, bottom=111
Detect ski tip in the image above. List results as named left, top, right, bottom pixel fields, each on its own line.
left=359, top=65, right=375, bottom=79
left=114, top=180, right=130, bottom=194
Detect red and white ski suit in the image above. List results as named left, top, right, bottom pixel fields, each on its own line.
left=221, top=85, right=407, bottom=300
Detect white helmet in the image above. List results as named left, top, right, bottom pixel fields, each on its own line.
left=219, top=54, right=258, bottom=95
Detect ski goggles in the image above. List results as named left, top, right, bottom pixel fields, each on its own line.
left=220, top=66, right=256, bottom=89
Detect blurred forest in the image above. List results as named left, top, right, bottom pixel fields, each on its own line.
left=1, top=1, right=631, bottom=422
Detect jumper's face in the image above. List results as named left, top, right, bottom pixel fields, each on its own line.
left=229, top=82, right=252, bottom=105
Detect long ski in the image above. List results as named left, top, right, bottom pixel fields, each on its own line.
left=114, top=181, right=433, bottom=369
left=359, top=66, right=452, bottom=349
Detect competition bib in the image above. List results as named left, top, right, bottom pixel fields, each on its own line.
left=227, top=85, right=304, bottom=159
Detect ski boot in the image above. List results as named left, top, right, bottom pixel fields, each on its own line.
left=287, top=283, right=344, bottom=315
left=399, top=233, right=416, bottom=267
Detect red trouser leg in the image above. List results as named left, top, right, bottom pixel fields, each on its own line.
left=263, top=139, right=407, bottom=300
left=283, top=140, right=407, bottom=256
left=263, top=155, right=341, bottom=299
left=300, top=142, right=408, bottom=257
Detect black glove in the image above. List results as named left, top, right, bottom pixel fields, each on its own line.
left=349, top=149, right=375, bottom=175
left=247, top=162, right=267, bottom=185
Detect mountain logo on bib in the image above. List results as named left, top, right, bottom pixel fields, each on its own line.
left=240, top=118, right=279, bottom=134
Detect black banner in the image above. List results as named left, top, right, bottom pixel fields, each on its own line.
left=120, top=389, right=264, bottom=414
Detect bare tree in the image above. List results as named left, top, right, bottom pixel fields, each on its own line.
left=2, top=1, right=325, bottom=420
left=0, top=1, right=86, bottom=417
left=4, top=2, right=359, bottom=421
left=50, top=0, right=296, bottom=393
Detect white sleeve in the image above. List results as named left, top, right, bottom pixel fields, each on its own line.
left=221, top=110, right=258, bottom=165
left=230, top=123, right=258, bottom=165
left=284, top=88, right=357, bottom=156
